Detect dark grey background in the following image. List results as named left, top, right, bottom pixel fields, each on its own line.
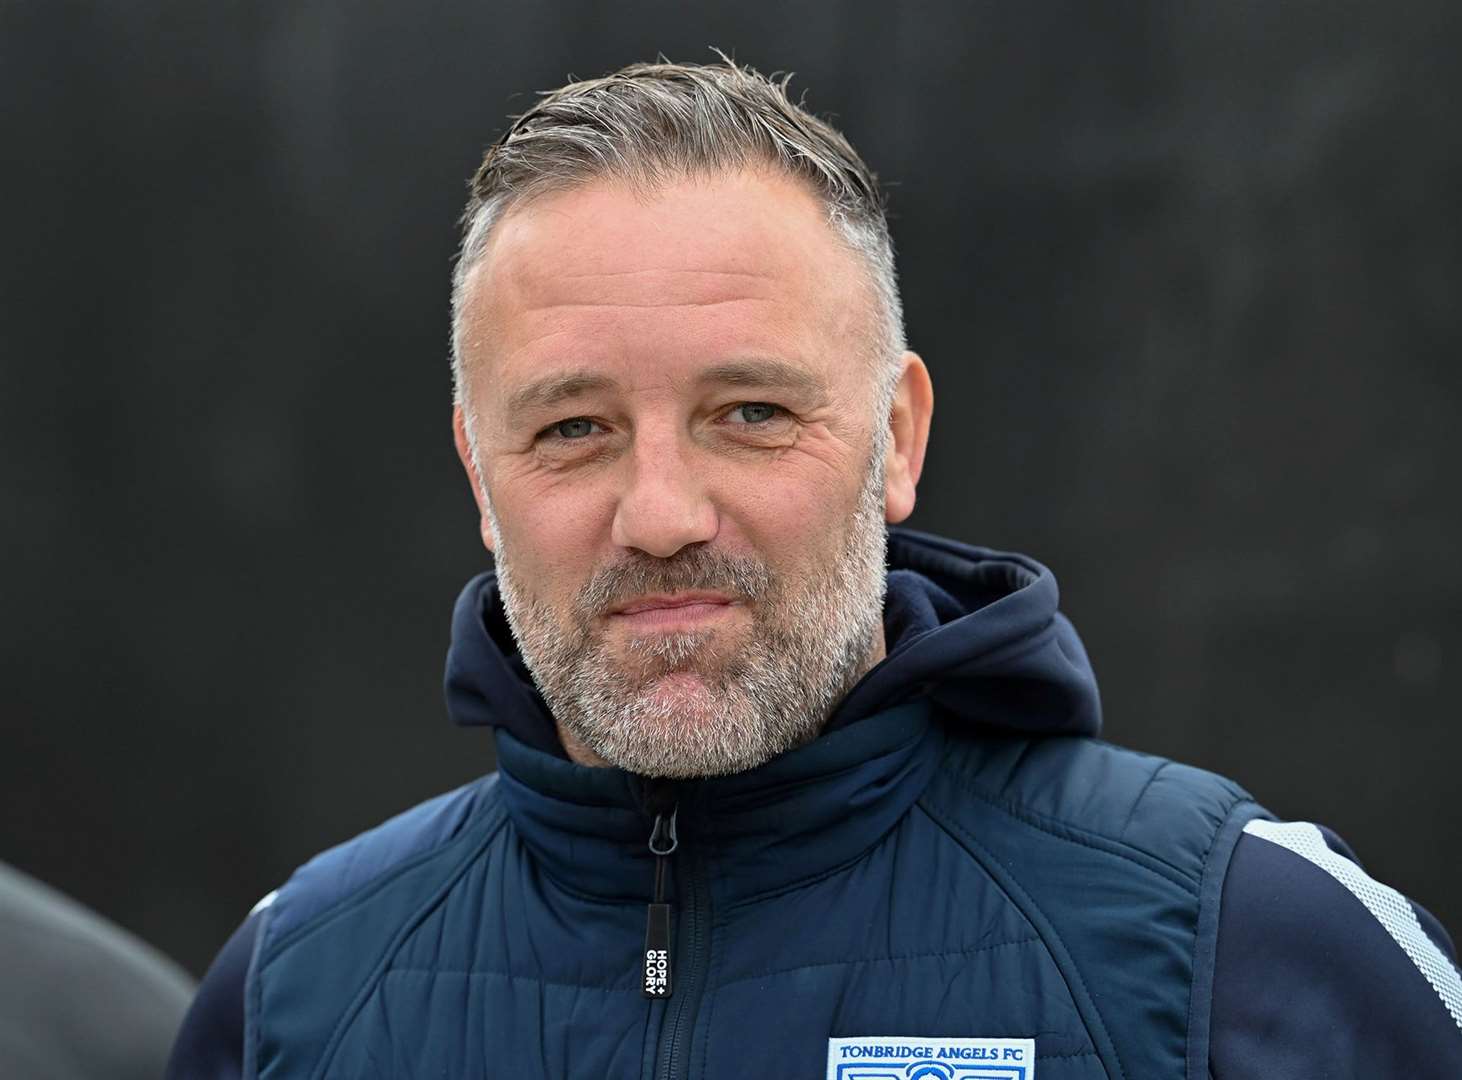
left=3, top=1, right=1458, bottom=979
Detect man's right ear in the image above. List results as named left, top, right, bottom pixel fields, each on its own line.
left=452, top=406, right=496, bottom=554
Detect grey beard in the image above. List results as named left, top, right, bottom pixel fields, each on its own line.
left=490, top=455, right=889, bottom=778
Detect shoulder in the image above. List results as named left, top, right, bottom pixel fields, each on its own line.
left=935, top=730, right=1258, bottom=885
left=165, top=776, right=506, bottom=1080
left=1211, top=821, right=1462, bottom=1078
left=264, top=773, right=504, bottom=945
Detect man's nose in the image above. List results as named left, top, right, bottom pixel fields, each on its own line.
left=609, top=437, right=718, bottom=558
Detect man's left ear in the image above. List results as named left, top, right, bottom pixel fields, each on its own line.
left=882, top=351, right=933, bottom=524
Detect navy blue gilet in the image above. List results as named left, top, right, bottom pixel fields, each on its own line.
left=243, top=530, right=1269, bottom=1078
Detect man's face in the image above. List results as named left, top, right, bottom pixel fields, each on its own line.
left=454, top=169, right=925, bottom=777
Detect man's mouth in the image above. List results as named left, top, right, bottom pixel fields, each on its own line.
left=608, top=592, right=739, bottom=630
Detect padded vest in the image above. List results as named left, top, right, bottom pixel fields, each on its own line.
left=244, top=702, right=1265, bottom=1079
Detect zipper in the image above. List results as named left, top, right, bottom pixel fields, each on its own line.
left=642, top=804, right=677, bottom=998
left=637, top=781, right=712, bottom=1080
left=655, top=844, right=709, bottom=1080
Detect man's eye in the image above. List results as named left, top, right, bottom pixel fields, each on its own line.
left=545, top=418, right=597, bottom=440
left=728, top=402, right=781, bottom=424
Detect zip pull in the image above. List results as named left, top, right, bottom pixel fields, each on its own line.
left=643, top=804, right=678, bottom=999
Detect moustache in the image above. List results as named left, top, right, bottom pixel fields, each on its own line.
left=575, top=546, right=776, bottom=619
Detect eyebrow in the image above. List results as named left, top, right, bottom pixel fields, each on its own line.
left=503, top=357, right=824, bottom=416
left=505, top=371, right=619, bottom=414
left=696, top=358, right=824, bottom=396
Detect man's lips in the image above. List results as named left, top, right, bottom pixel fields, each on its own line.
left=607, top=592, right=740, bottom=628
left=612, top=592, right=735, bottom=615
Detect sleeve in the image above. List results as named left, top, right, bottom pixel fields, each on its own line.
left=164, top=907, right=263, bottom=1080
left=1209, top=820, right=1462, bottom=1079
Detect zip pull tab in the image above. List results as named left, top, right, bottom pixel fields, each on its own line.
left=643, top=805, right=677, bottom=999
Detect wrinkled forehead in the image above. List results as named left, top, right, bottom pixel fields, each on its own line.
left=455, top=170, right=877, bottom=385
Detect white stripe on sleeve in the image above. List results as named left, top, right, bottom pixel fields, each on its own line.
left=1244, top=819, right=1462, bottom=1032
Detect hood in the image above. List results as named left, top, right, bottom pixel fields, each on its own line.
left=443, top=527, right=1101, bottom=757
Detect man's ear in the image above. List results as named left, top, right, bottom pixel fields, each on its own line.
left=882, top=351, right=933, bottom=524
left=452, top=405, right=496, bottom=554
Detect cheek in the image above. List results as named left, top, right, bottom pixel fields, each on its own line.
left=491, top=482, right=618, bottom=594
left=715, top=454, right=864, bottom=560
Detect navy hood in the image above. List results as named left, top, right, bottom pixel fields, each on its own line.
left=444, top=527, right=1101, bottom=757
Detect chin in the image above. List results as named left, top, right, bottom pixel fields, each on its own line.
left=585, top=680, right=778, bottom=779
left=633, top=672, right=725, bottom=723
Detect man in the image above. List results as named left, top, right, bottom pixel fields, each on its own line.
left=170, top=59, right=1462, bottom=1078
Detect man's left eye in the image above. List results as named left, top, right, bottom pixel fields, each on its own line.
left=727, top=402, right=781, bottom=424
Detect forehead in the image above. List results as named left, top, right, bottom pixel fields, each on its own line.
left=456, top=169, right=872, bottom=397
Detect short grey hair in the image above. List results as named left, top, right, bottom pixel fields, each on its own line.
left=449, top=56, right=906, bottom=428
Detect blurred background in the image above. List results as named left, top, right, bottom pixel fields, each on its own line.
left=2, top=0, right=1458, bottom=980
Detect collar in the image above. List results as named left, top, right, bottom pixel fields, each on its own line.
left=493, top=699, right=942, bottom=906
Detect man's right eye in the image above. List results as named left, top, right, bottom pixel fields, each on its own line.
left=544, top=418, right=597, bottom=440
